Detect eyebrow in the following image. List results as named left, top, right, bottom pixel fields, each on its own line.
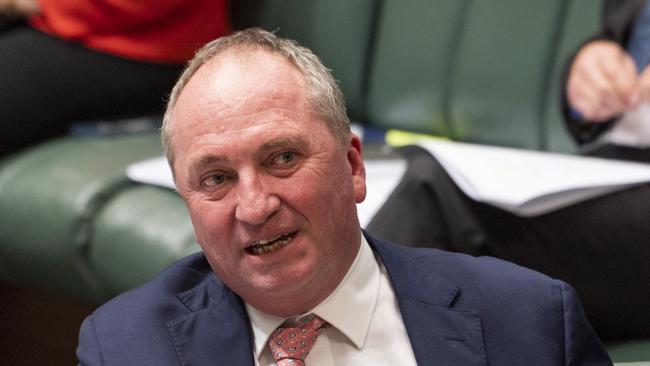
left=187, top=135, right=309, bottom=173
left=189, top=155, right=228, bottom=174
left=259, top=136, right=308, bottom=153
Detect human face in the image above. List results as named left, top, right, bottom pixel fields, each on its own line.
left=171, top=50, right=367, bottom=317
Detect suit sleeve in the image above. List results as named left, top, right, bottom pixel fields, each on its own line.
left=558, top=281, right=613, bottom=366
left=76, top=315, right=104, bottom=366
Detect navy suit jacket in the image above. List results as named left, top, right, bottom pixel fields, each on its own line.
left=77, top=234, right=612, bottom=365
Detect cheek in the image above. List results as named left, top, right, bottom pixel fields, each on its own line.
left=187, top=199, right=230, bottom=245
left=284, top=173, right=336, bottom=214
left=295, top=170, right=356, bottom=224
left=188, top=204, right=235, bottom=273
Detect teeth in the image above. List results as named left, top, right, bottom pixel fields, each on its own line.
left=255, top=233, right=284, bottom=246
left=248, top=233, right=293, bottom=255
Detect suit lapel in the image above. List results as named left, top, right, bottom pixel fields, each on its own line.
left=368, top=234, right=488, bottom=366
left=167, top=275, right=255, bottom=366
left=164, top=234, right=487, bottom=365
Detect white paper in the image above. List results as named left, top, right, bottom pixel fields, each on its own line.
left=126, top=156, right=175, bottom=189
left=417, top=140, right=650, bottom=216
left=600, top=102, right=650, bottom=147
left=356, top=159, right=407, bottom=227
left=126, top=156, right=406, bottom=227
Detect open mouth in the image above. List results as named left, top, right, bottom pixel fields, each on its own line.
left=245, top=232, right=296, bottom=255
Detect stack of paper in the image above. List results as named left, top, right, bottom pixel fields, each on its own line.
left=417, top=140, right=650, bottom=216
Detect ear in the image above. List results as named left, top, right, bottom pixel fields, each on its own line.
left=347, top=134, right=367, bottom=203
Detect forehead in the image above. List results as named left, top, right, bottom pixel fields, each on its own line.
left=170, top=48, right=336, bottom=167
left=172, top=49, right=309, bottom=134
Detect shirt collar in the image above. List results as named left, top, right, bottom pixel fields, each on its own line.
left=246, top=234, right=380, bottom=359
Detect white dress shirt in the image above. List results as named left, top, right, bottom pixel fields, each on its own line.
left=246, top=235, right=418, bottom=365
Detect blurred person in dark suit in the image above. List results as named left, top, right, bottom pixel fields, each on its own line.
left=563, top=0, right=650, bottom=162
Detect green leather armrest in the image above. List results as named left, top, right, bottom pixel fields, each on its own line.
left=0, top=133, right=162, bottom=301
left=88, top=185, right=200, bottom=298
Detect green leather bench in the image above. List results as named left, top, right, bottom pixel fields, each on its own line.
left=1, top=0, right=648, bottom=362
left=0, top=134, right=170, bottom=302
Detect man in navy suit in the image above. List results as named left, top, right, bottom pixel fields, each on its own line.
left=76, top=28, right=612, bottom=365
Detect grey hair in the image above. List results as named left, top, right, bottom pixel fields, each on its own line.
left=161, top=27, right=350, bottom=170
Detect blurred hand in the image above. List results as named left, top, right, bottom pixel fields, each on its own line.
left=567, top=40, right=640, bottom=122
left=638, top=64, right=650, bottom=103
left=0, top=0, right=40, bottom=17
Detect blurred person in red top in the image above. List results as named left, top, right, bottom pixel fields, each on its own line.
left=0, top=0, right=230, bottom=155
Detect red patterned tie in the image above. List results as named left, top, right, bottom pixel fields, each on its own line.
left=268, top=315, right=326, bottom=366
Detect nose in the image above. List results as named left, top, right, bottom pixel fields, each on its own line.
left=234, top=173, right=280, bottom=226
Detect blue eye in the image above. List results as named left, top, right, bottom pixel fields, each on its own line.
left=203, top=173, right=227, bottom=187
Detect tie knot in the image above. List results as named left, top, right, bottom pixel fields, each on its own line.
left=268, top=315, right=326, bottom=366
